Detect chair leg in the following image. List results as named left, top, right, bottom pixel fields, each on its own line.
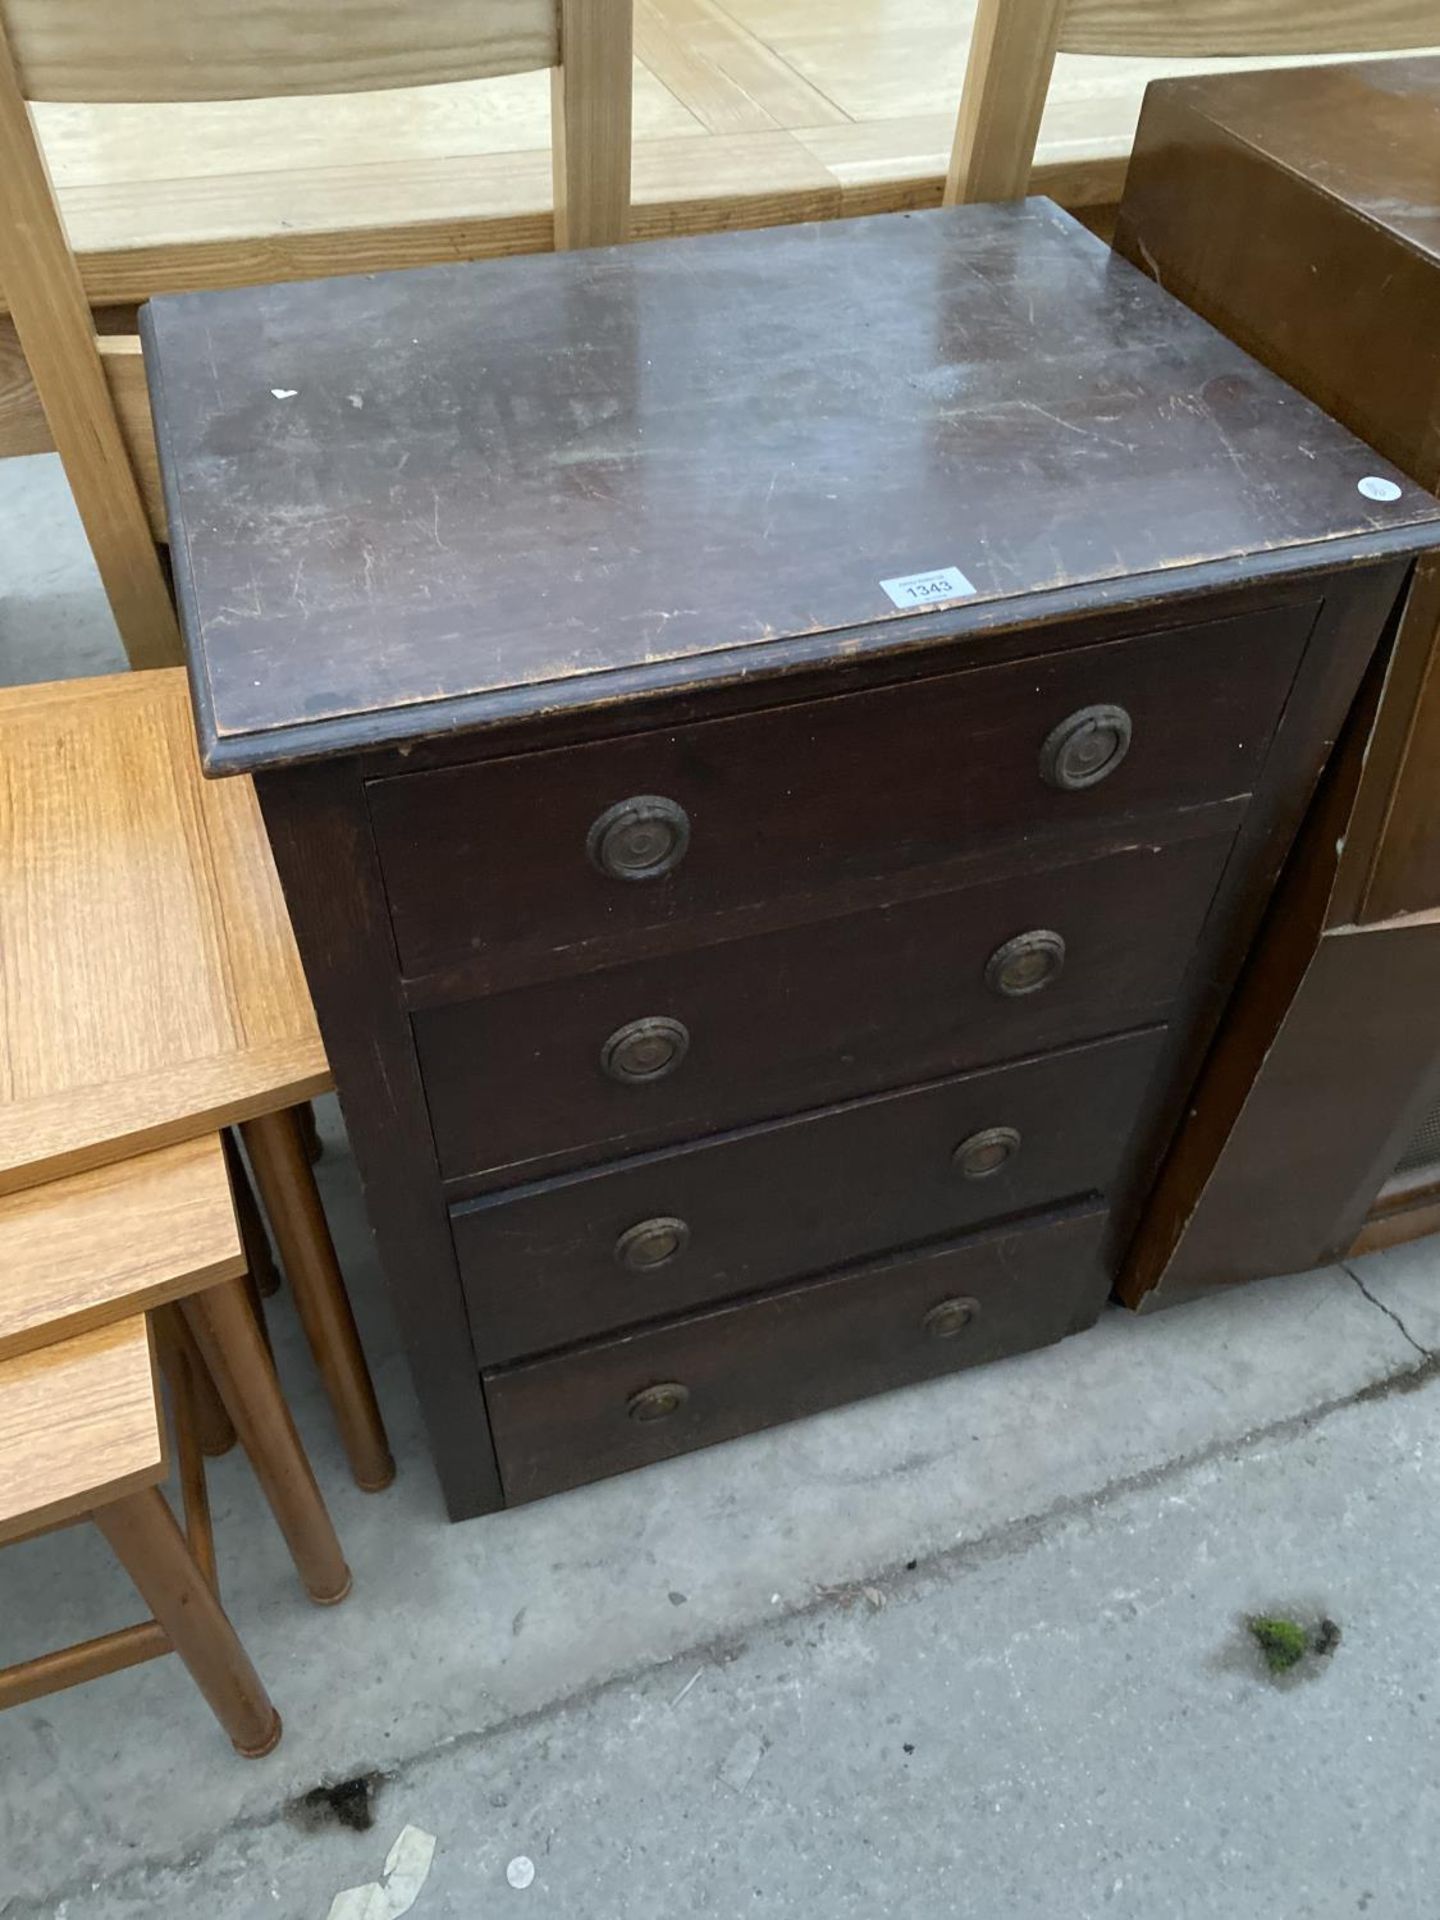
left=182, top=1277, right=352, bottom=1606
left=240, top=1108, right=395, bottom=1493
left=296, top=1100, right=324, bottom=1165
left=158, top=1314, right=220, bottom=1588
left=223, top=1130, right=281, bottom=1299
left=158, top=1306, right=236, bottom=1460
left=93, top=1487, right=282, bottom=1757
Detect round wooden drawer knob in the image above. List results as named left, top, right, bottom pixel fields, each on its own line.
left=601, top=1016, right=690, bottom=1084
left=923, top=1296, right=981, bottom=1341
left=615, top=1216, right=691, bottom=1272
left=1040, top=704, right=1132, bottom=791
left=984, top=929, right=1065, bottom=997
left=587, top=795, right=690, bottom=881
left=953, top=1125, right=1021, bottom=1179
left=628, top=1381, right=690, bottom=1423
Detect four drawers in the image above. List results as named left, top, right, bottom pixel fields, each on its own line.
left=368, top=603, right=1311, bottom=982
left=483, top=1201, right=1110, bottom=1504
left=377, top=607, right=1310, bottom=1492
left=416, top=831, right=1231, bottom=1185
left=453, top=1027, right=1164, bottom=1363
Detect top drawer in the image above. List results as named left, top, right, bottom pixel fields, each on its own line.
left=367, top=603, right=1313, bottom=981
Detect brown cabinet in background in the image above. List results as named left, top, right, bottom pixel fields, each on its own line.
left=142, top=201, right=1440, bottom=1514
left=1116, top=56, right=1440, bottom=1303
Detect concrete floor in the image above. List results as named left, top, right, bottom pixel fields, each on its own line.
left=4, top=452, right=1440, bottom=1918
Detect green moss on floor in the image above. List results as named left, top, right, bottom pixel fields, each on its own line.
left=1247, top=1614, right=1343, bottom=1676
left=1249, top=1617, right=1311, bottom=1673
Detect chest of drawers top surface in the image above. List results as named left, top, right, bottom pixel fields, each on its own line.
left=142, top=199, right=1438, bottom=776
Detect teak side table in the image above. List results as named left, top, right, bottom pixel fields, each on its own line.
left=0, top=670, right=392, bottom=1488
left=142, top=201, right=1440, bottom=1516
left=1115, top=56, right=1440, bottom=1302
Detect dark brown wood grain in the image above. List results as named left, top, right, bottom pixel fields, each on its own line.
left=142, top=200, right=1438, bottom=776
left=1116, top=57, right=1440, bottom=930
left=1117, top=563, right=1423, bottom=1305
left=453, top=1027, right=1162, bottom=1365
left=367, top=602, right=1310, bottom=983
left=1114, top=57, right=1440, bottom=1303
left=143, top=194, right=1439, bottom=1505
left=1116, top=59, right=1439, bottom=495
left=483, top=1201, right=1111, bottom=1504
left=1131, top=915, right=1440, bottom=1303
left=418, top=831, right=1234, bottom=1189
left=254, top=759, right=504, bottom=1518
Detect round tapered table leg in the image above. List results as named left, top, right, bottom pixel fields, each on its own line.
left=240, top=1107, right=395, bottom=1492
left=93, top=1486, right=282, bottom=1757
left=182, top=1276, right=352, bottom=1604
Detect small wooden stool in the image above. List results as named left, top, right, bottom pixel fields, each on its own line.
left=0, top=1317, right=282, bottom=1756
left=0, top=1135, right=351, bottom=1604
left=0, top=671, right=392, bottom=1492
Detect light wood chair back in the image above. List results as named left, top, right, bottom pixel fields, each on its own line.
left=0, top=0, right=633, bottom=668
left=945, top=0, right=1438, bottom=208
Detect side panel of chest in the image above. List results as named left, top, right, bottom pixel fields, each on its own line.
left=257, top=563, right=1409, bottom=1514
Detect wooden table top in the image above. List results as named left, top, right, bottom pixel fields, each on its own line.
left=0, top=1137, right=243, bottom=1363
left=0, top=671, right=328, bottom=1196
left=143, top=200, right=1440, bottom=775
left=0, top=1316, right=164, bottom=1543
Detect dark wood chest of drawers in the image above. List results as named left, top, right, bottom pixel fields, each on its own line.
left=143, top=201, right=1440, bottom=1517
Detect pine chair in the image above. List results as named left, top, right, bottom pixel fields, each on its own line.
left=944, top=0, right=1438, bottom=208
left=0, top=0, right=633, bottom=668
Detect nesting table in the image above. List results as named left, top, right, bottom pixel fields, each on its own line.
left=142, top=201, right=1440, bottom=1515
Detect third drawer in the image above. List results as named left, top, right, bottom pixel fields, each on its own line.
left=417, top=827, right=1232, bottom=1187
left=453, top=1024, right=1164, bottom=1364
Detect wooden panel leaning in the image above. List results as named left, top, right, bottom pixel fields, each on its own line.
left=0, top=669, right=393, bottom=1492
left=0, top=0, right=632, bottom=666
left=0, top=1317, right=282, bottom=1755
left=1109, top=57, right=1440, bottom=1299
left=944, top=0, right=1440, bottom=207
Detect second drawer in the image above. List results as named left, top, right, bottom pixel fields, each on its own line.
left=417, top=828, right=1231, bottom=1186
left=453, top=1025, right=1164, bottom=1363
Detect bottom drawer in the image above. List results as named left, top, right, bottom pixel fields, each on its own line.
left=484, top=1200, right=1108, bottom=1503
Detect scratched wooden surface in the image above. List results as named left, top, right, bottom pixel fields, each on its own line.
left=144, top=199, right=1440, bottom=773
left=1125, top=55, right=1440, bottom=259
left=1118, top=57, right=1440, bottom=490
